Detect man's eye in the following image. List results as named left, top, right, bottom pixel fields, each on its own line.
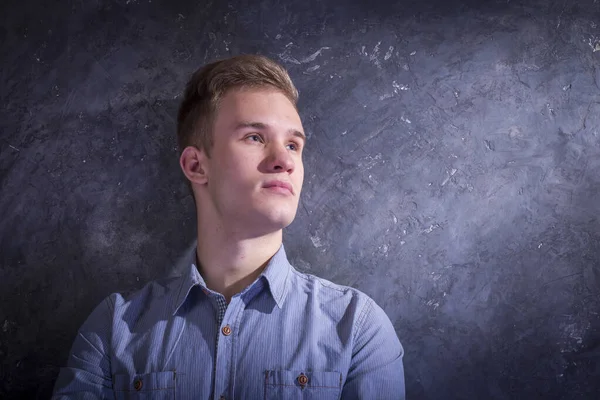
left=288, top=142, right=301, bottom=151
left=247, top=134, right=262, bottom=142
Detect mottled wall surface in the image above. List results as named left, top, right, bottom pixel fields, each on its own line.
left=1, top=0, right=599, bottom=398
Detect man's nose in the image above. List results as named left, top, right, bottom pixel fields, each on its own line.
left=265, top=142, right=294, bottom=172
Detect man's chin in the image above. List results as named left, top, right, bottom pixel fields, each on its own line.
left=247, top=211, right=296, bottom=234
left=259, top=216, right=295, bottom=232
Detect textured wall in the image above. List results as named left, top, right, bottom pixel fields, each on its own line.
left=1, top=0, right=599, bottom=398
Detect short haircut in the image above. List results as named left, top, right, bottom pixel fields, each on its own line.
left=176, top=54, right=299, bottom=157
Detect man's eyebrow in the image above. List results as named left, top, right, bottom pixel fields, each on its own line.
left=235, top=121, right=306, bottom=142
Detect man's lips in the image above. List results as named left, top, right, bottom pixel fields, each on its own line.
left=263, top=180, right=293, bottom=194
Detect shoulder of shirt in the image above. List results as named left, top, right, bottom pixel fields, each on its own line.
left=288, top=267, right=399, bottom=340
left=286, top=267, right=385, bottom=332
left=289, top=265, right=374, bottom=301
left=102, top=273, right=185, bottom=313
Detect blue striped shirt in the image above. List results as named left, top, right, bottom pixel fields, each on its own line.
left=52, top=244, right=405, bottom=399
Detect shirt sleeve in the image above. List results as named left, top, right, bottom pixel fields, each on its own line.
left=342, top=297, right=406, bottom=399
left=51, top=295, right=116, bottom=400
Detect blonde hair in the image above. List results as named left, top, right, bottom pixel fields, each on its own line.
left=176, top=54, right=299, bottom=157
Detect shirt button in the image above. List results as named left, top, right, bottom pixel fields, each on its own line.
left=221, top=325, right=232, bottom=336
left=297, top=373, right=308, bottom=386
left=133, top=379, right=143, bottom=391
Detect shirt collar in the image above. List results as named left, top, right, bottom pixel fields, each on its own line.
left=172, top=243, right=291, bottom=315
left=258, top=243, right=291, bottom=309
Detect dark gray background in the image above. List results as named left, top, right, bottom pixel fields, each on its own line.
left=1, top=0, right=599, bottom=398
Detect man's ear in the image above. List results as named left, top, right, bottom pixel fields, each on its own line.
left=180, top=146, right=209, bottom=186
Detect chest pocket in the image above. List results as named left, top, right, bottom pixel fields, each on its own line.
left=113, top=371, right=177, bottom=400
left=264, top=370, right=342, bottom=400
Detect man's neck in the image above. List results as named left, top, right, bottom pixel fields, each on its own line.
left=195, top=222, right=283, bottom=304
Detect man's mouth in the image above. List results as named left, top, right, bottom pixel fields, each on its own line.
left=263, top=180, right=293, bottom=195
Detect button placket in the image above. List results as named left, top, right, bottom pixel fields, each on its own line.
left=213, top=296, right=243, bottom=400
left=221, top=325, right=232, bottom=336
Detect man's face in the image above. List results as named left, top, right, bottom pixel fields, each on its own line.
left=202, top=87, right=305, bottom=235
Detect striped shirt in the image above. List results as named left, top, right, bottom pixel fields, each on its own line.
left=52, top=244, right=405, bottom=399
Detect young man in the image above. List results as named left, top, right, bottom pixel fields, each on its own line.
left=52, top=55, right=405, bottom=399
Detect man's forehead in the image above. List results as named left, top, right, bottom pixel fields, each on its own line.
left=216, top=90, right=303, bottom=133
left=221, top=86, right=291, bottom=104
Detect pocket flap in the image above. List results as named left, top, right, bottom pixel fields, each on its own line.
left=114, top=371, right=176, bottom=392
left=266, top=370, right=342, bottom=389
